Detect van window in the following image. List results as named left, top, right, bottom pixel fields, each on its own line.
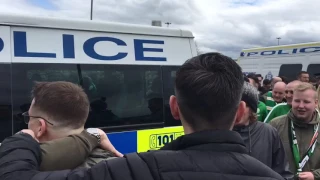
left=11, top=63, right=79, bottom=133
left=11, top=63, right=169, bottom=133
left=0, top=64, right=12, bottom=142
left=307, top=64, right=320, bottom=76
left=278, top=64, right=302, bottom=82
left=162, top=66, right=181, bottom=127
left=80, top=65, right=163, bottom=128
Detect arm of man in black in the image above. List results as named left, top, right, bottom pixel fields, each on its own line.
left=0, top=133, right=112, bottom=180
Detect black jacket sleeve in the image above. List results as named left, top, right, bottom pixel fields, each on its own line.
left=0, top=133, right=136, bottom=180
left=271, top=130, right=294, bottom=180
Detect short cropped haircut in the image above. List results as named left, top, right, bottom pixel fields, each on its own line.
left=32, top=81, right=90, bottom=129
left=294, top=82, right=317, bottom=99
left=175, top=52, right=244, bottom=130
left=297, top=71, right=309, bottom=78
left=263, top=79, right=271, bottom=85
left=247, top=73, right=259, bottom=84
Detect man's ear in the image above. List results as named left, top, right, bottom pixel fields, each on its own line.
left=35, top=119, right=47, bottom=139
left=169, top=95, right=180, bottom=120
left=235, top=101, right=246, bottom=124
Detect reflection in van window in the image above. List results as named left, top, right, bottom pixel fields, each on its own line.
left=278, top=64, right=302, bottom=82
left=11, top=63, right=180, bottom=133
left=307, top=64, right=320, bottom=77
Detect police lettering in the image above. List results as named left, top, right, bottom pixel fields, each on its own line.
left=240, top=46, right=320, bottom=57
left=12, top=31, right=166, bottom=61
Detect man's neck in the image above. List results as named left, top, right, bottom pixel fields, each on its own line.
left=45, top=127, right=84, bottom=141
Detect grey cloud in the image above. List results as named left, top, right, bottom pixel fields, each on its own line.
left=1, top=0, right=320, bottom=59
left=92, top=0, right=202, bottom=26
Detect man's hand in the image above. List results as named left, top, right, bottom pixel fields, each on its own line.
left=97, top=129, right=123, bottom=157
left=299, top=172, right=314, bottom=180
left=20, top=129, right=39, bottom=142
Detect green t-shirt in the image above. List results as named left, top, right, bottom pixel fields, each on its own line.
left=257, top=101, right=267, bottom=122
left=263, top=103, right=291, bottom=123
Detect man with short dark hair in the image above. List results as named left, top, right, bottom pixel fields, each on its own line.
left=247, top=73, right=260, bottom=89
left=24, top=81, right=117, bottom=170
left=256, top=74, right=263, bottom=84
left=28, top=81, right=89, bottom=141
left=297, top=71, right=310, bottom=82
left=0, top=53, right=284, bottom=180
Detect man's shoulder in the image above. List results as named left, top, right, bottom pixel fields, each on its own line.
left=138, top=149, right=282, bottom=179
left=255, top=121, right=277, bottom=133
left=269, top=114, right=288, bottom=127
left=80, top=148, right=116, bottom=168
left=273, top=103, right=288, bottom=109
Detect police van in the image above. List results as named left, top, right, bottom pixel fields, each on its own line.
left=238, top=42, right=320, bottom=81
left=0, top=14, right=197, bottom=153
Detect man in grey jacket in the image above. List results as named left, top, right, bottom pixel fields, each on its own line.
left=233, top=82, right=293, bottom=179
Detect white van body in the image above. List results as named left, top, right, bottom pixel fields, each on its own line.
left=0, top=14, right=196, bottom=148
left=237, top=42, right=320, bottom=81
left=0, top=14, right=197, bottom=64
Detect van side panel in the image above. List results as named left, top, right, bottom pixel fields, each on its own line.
left=0, top=26, right=11, bottom=63
left=0, top=26, right=12, bottom=142
left=239, top=43, right=320, bottom=80
left=10, top=27, right=192, bottom=65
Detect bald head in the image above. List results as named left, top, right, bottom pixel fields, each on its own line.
left=285, top=80, right=301, bottom=105
left=287, top=80, right=301, bottom=88
left=271, top=77, right=282, bottom=89
left=272, top=82, right=286, bottom=103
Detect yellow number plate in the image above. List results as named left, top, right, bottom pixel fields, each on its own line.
left=137, top=126, right=184, bottom=152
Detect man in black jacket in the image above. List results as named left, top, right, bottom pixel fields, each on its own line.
left=0, top=52, right=284, bottom=180
left=233, top=82, right=293, bottom=179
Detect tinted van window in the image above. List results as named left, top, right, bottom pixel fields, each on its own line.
left=0, top=64, right=12, bottom=141
left=278, top=64, right=302, bottom=82
left=12, top=63, right=166, bottom=132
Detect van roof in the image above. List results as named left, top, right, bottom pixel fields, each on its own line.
left=0, top=13, right=194, bottom=38
left=242, top=41, right=320, bottom=52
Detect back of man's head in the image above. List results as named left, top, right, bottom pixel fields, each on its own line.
left=174, top=52, right=244, bottom=131
left=32, top=81, right=90, bottom=129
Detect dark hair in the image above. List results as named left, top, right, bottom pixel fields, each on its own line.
left=32, top=81, right=90, bottom=129
left=263, top=79, right=271, bottom=85
left=244, top=76, right=249, bottom=82
left=175, top=52, right=244, bottom=131
left=247, top=73, right=259, bottom=84
left=279, top=76, right=289, bottom=84
left=297, top=71, right=309, bottom=78
left=255, top=74, right=263, bottom=79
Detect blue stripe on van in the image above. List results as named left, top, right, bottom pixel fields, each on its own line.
left=108, top=131, right=137, bottom=154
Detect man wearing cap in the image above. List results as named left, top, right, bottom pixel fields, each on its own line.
left=246, top=76, right=268, bottom=122
left=233, top=82, right=293, bottom=179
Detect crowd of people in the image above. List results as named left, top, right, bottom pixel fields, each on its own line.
left=0, top=52, right=320, bottom=180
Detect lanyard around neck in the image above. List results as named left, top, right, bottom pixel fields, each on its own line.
left=290, top=120, right=319, bottom=172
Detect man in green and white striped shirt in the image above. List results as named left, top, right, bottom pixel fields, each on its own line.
left=264, top=80, right=301, bottom=123
left=263, top=81, right=286, bottom=114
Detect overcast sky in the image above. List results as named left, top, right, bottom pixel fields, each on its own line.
left=1, top=0, right=319, bottom=58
